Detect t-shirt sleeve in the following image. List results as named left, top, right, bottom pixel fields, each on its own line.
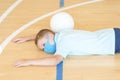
left=54, top=47, right=69, bottom=59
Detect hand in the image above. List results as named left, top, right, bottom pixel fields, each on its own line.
left=12, top=37, right=28, bottom=43
left=14, top=60, right=31, bottom=67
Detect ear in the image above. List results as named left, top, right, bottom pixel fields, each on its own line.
left=48, top=33, right=55, bottom=44
left=48, top=33, right=54, bottom=39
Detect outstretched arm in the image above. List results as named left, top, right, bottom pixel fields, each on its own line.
left=14, top=55, right=63, bottom=67
left=12, top=34, right=36, bottom=43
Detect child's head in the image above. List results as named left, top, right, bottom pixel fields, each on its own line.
left=35, top=29, right=56, bottom=54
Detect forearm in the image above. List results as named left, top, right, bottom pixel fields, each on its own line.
left=25, top=34, right=36, bottom=41
left=15, top=55, right=63, bottom=67
left=12, top=34, right=36, bottom=43
left=29, top=57, right=61, bottom=66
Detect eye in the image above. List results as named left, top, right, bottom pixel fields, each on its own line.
left=43, top=43, right=45, bottom=47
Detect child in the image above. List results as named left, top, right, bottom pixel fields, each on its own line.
left=13, top=28, right=120, bottom=67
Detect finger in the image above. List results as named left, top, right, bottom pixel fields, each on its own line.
left=14, top=63, right=23, bottom=67
left=14, top=40, right=20, bottom=43
left=15, top=64, right=23, bottom=67
left=14, top=62, right=20, bottom=66
left=16, top=40, right=25, bottom=43
left=12, top=39, right=21, bottom=43
left=13, top=39, right=25, bottom=43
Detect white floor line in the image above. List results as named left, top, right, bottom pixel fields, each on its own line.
left=0, top=0, right=103, bottom=54
left=0, top=0, right=23, bottom=24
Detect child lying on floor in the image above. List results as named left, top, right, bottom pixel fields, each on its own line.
left=13, top=28, right=120, bottom=67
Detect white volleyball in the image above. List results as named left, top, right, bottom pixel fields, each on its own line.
left=0, top=46, right=2, bottom=54
left=50, top=12, right=74, bottom=32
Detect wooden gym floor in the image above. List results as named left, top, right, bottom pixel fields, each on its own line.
left=0, top=0, right=120, bottom=80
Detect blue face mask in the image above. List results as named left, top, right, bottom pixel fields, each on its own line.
left=44, top=38, right=56, bottom=54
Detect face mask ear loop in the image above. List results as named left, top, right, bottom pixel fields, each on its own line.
left=47, top=36, right=50, bottom=45
left=45, top=34, right=49, bottom=43
left=46, top=34, right=53, bottom=45
left=46, top=34, right=50, bottom=41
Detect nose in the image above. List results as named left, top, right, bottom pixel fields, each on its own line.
left=41, top=45, right=45, bottom=50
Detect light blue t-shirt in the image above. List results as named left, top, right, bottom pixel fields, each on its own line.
left=54, top=28, right=115, bottom=58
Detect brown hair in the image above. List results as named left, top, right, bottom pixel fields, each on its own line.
left=35, top=29, right=55, bottom=45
